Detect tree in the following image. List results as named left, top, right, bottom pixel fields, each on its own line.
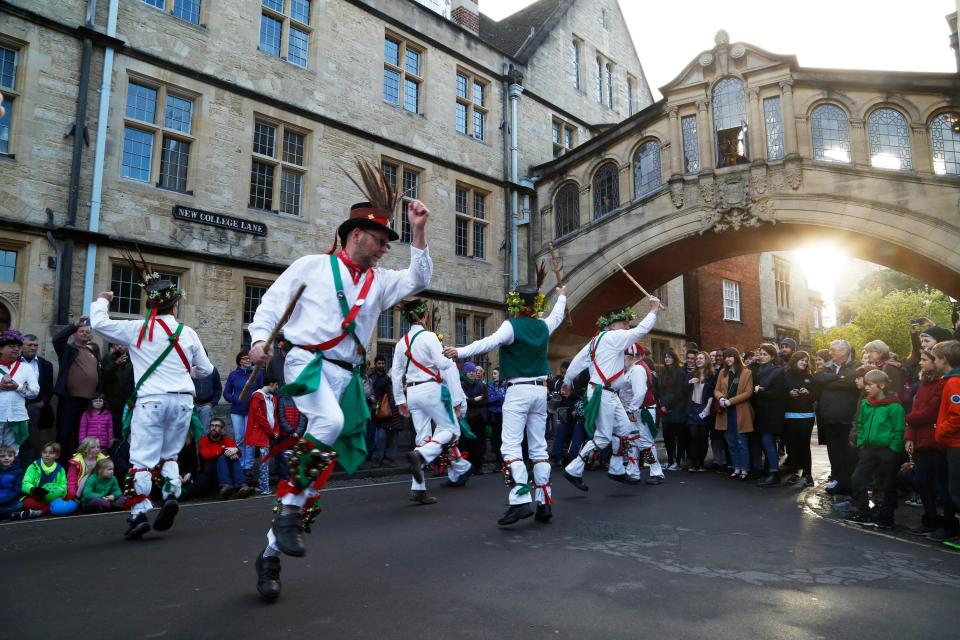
left=836, top=269, right=934, bottom=324
left=813, top=287, right=953, bottom=359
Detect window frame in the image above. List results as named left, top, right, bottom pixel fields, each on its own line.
left=380, top=158, right=422, bottom=243
left=455, top=69, right=488, bottom=141
left=109, top=262, right=186, bottom=317
left=248, top=116, right=308, bottom=216
left=712, top=76, right=749, bottom=167
left=632, top=139, right=662, bottom=199
left=554, top=182, right=580, bottom=238
left=722, top=279, right=741, bottom=322
left=571, top=38, right=582, bottom=90
left=0, top=42, right=21, bottom=158
left=0, top=247, right=17, bottom=282
left=810, top=103, right=851, bottom=164
left=762, top=95, right=784, bottom=161
left=454, top=183, right=489, bottom=260
left=930, top=111, right=960, bottom=177
left=626, top=75, right=636, bottom=116
left=867, top=106, right=913, bottom=171
left=551, top=117, right=576, bottom=158
left=681, top=114, right=700, bottom=174
left=259, top=0, right=313, bottom=68
left=773, top=258, right=791, bottom=309
left=140, top=0, right=204, bottom=25
left=592, top=161, right=620, bottom=219
left=384, top=33, right=425, bottom=114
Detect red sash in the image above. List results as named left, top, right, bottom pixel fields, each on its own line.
left=298, top=268, right=375, bottom=353
left=154, top=318, right=191, bottom=371
left=590, top=332, right=623, bottom=388
left=404, top=331, right=441, bottom=383
left=634, top=360, right=656, bottom=407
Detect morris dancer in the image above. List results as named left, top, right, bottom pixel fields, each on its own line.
left=620, top=343, right=664, bottom=485
left=392, top=298, right=470, bottom=504
left=443, top=267, right=566, bottom=526
left=247, top=159, right=432, bottom=601
left=0, top=329, right=39, bottom=456
left=89, top=255, right=213, bottom=539
left=561, top=299, right=660, bottom=492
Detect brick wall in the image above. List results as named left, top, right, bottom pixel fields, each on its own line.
left=689, top=255, right=763, bottom=353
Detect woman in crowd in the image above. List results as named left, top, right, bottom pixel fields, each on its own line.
left=863, top=339, right=910, bottom=407
left=223, top=350, right=263, bottom=477
left=752, top=344, right=787, bottom=487
left=685, top=351, right=715, bottom=472
left=487, top=368, right=506, bottom=471
left=659, top=349, right=688, bottom=470
left=783, top=351, right=817, bottom=487
left=714, top=349, right=753, bottom=480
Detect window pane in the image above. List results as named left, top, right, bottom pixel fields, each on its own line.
left=472, top=81, right=484, bottom=106
left=404, top=48, right=421, bottom=76
left=455, top=217, right=468, bottom=256
left=143, top=0, right=164, bottom=8
left=633, top=140, right=661, bottom=198
left=121, top=127, right=154, bottom=181
left=931, top=112, right=960, bottom=176
left=249, top=160, right=274, bottom=210
left=811, top=104, right=851, bottom=163
left=555, top=183, right=580, bottom=237
left=455, top=102, right=467, bottom=134
left=564, top=127, right=573, bottom=149
left=378, top=309, right=395, bottom=339
left=596, top=58, right=603, bottom=104
left=473, top=316, right=486, bottom=340
left=384, top=38, right=400, bottom=66
left=110, top=265, right=141, bottom=315
left=627, top=78, right=634, bottom=115
left=400, top=315, right=411, bottom=336
left=288, top=27, right=309, bottom=67
left=0, top=96, right=12, bottom=155
left=403, top=79, right=419, bottom=113
left=262, top=0, right=283, bottom=12
left=571, top=41, right=580, bottom=89
left=126, top=83, right=157, bottom=123
left=681, top=115, right=700, bottom=173
left=763, top=96, right=783, bottom=161
left=381, top=162, right=397, bottom=190
left=455, top=187, right=468, bottom=214
left=282, top=130, right=305, bottom=165
left=592, top=163, right=619, bottom=219
left=244, top=283, right=269, bottom=324
left=253, top=121, right=276, bottom=157
left=159, top=137, right=190, bottom=191
left=0, top=47, right=17, bottom=91
left=402, top=169, right=419, bottom=199
left=606, top=63, right=613, bottom=107
left=279, top=169, right=302, bottom=216
left=259, top=14, right=282, bottom=57
left=713, top=77, right=748, bottom=165
left=552, top=122, right=561, bottom=144
left=0, top=249, right=15, bottom=282
left=456, top=74, right=468, bottom=99
left=868, top=108, right=912, bottom=171
left=172, top=0, right=201, bottom=24
left=472, top=110, right=484, bottom=140
left=383, top=69, right=400, bottom=104
left=164, top=94, right=193, bottom=134
left=455, top=315, right=468, bottom=346
left=472, top=222, right=485, bottom=259
left=473, top=192, right=485, bottom=220
left=290, top=0, right=310, bottom=24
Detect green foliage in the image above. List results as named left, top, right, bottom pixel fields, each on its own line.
left=836, top=269, right=934, bottom=324
left=813, top=287, right=953, bottom=358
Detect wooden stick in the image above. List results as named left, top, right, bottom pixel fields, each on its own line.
left=547, top=242, right=574, bottom=326
left=615, top=262, right=666, bottom=309
left=239, top=283, right=307, bottom=402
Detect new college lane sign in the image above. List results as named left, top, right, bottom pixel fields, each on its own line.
left=172, top=205, right=268, bottom=236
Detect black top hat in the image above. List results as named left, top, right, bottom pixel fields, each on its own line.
left=337, top=202, right=400, bottom=245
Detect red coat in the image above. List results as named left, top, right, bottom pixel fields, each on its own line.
left=198, top=434, right=239, bottom=461
left=935, top=372, right=960, bottom=449
left=245, top=390, right=279, bottom=447
left=905, top=379, right=942, bottom=450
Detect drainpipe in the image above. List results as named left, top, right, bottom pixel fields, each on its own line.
left=58, top=0, right=97, bottom=324
left=82, top=0, right=119, bottom=314
left=500, top=65, right=512, bottom=294
left=509, top=80, right=524, bottom=289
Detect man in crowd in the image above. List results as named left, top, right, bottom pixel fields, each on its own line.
left=53, top=317, right=100, bottom=457
left=368, top=356, right=399, bottom=467
left=192, top=350, right=222, bottom=433
left=193, top=417, right=255, bottom=501
left=101, top=343, right=134, bottom=441
left=780, top=338, right=797, bottom=363
left=461, top=362, right=487, bottom=476
left=19, top=334, right=54, bottom=464
left=813, top=339, right=860, bottom=495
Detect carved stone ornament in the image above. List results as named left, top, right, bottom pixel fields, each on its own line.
left=715, top=30, right=730, bottom=46
left=699, top=179, right=715, bottom=205
left=730, top=43, right=746, bottom=59
left=751, top=173, right=767, bottom=196
left=785, top=161, right=802, bottom=190
left=698, top=171, right=777, bottom=234
left=698, top=52, right=714, bottom=67
left=670, top=180, right=684, bottom=209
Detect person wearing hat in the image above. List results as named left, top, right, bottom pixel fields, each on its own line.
left=560, top=298, right=661, bottom=492
left=246, top=158, right=432, bottom=601
left=620, top=343, right=664, bottom=485
left=442, top=266, right=566, bottom=526
left=0, top=329, right=39, bottom=456
left=90, top=253, right=213, bottom=540
left=392, top=298, right=470, bottom=504
left=780, top=338, right=797, bottom=363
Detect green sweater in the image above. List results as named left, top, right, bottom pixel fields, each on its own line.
left=21, top=460, right=67, bottom=502
left=80, top=474, right=122, bottom=503
left=855, top=396, right=905, bottom=452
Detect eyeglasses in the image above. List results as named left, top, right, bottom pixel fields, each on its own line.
left=361, top=230, right=390, bottom=248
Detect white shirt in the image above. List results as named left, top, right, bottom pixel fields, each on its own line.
left=454, top=296, right=567, bottom=383
left=90, top=298, right=214, bottom=396
left=20, top=355, right=40, bottom=383
left=248, top=246, right=432, bottom=365
left=564, top=311, right=658, bottom=392
left=620, top=362, right=652, bottom=414
left=0, top=359, right=38, bottom=421
left=391, top=324, right=465, bottom=407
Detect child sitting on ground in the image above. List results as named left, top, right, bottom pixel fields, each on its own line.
left=78, top=393, right=114, bottom=451
left=21, top=442, right=74, bottom=516
left=80, top=458, right=128, bottom=513
left=246, top=376, right=280, bottom=495
left=0, top=444, right=34, bottom=520
left=66, top=436, right=108, bottom=503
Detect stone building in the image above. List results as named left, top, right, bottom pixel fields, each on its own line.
left=0, top=0, right=653, bottom=374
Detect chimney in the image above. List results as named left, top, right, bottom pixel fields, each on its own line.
left=451, top=0, right=480, bottom=35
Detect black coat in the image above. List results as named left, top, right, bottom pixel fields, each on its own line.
left=813, top=359, right=860, bottom=424
left=784, top=370, right=818, bottom=416
left=22, top=355, right=54, bottom=430
left=659, top=365, right=689, bottom=425
left=752, top=362, right=786, bottom=435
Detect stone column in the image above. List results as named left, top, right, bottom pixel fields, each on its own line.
left=747, top=86, right=763, bottom=161
left=911, top=123, right=933, bottom=173
left=667, top=105, right=682, bottom=177
left=779, top=80, right=799, bottom=158
left=850, top=118, right=869, bottom=167
left=696, top=99, right=712, bottom=171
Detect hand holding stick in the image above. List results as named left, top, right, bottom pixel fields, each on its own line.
left=615, top=262, right=666, bottom=310
left=239, top=283, right=307, bottom=402
left=547, top=242, right=573, bottom=326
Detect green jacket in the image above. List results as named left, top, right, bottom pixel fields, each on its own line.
left=856, top=395, right=905, bottom=452
left=80, top=474, right=122, bottom=503
left=21, top=460, right=67, bottom=502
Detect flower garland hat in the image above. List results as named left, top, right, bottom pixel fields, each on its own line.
left=597, top=306, right=635, bottom=330
left=506, top=262, right=550, bottom=318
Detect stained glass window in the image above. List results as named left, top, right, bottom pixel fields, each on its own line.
left=555, top=183, right=580, bottom=237
left=811, top=104, right=851, bottom=163
left=681, top=115, right=699, bottom=173
left=593, top=163, right=619, bottom=219
left=930, top=112, right=960, bottom=176
left=712, top=77, right=748, bottom=166
left=633, top=140, right=661, bottom=198
left=868, top=108, right=912, bottom=171
left=763, top=96, right=783, bottom=161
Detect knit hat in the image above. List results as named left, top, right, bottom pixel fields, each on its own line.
left=920, top=326, right=953, bottom=343
left=463, top=362, right=477, bottom=374
left=0, top=328, right=24, bottom=347
left=781, top=338, right=797, bottom=350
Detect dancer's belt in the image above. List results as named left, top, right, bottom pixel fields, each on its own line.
left=294, top=345, right=356, bottom=373
left=506, top=379, right=546, bottom=387
left=405, top=379, right=438, bottom=389
left=591, top=382, right=618, bottom=394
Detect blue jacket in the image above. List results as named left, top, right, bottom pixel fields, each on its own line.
left=193, top=367, right=222, bottom=405
left=0, top=460, right=23, bottom=504
left=223, top=367, right=262, bottom=416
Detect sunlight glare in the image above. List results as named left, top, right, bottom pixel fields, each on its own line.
left=792, top=246, right=845, bottom=327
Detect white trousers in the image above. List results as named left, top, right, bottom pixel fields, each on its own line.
left=407, top=382, right=470, bottom=490
left=0, top=423, right=20, bottom=455
left=564, top=386, right=634, bottom=479
left=501, top=383, right=551, bottom=506
left=128, top=393, right=194, bottom=516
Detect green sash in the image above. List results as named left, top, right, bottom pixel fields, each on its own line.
left=441, top=385, right=475, bottom=440
left=121, top=322, right=185, bottom=438
left=582, top=384, right=602, bottom=438
left=640, top=407, right=657, bottom=439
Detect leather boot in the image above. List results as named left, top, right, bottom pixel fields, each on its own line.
left=271, top=511, right=307, bottom=557
left=562, top=470, right=589, bottom=492
left=534, top=503, right=552, bottom=523
left=124, top=513, right=151, bottom=540
left=152, top=498, right=180, bottom=531
left=497, top=503, right=534, bottom=526
left=256, top=550, right=282, bottom=602
left=408, top=490, right=438, bottom=505
left=442, top=466, right=472, bottom=488
left=757, top=473, right=781, bottom=488
left=406, top=451, right=425, bottom=484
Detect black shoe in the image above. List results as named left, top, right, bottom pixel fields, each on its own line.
left=562, top=470, right=588, bottom=492
left=271, top=512, right=306, bottom=557
left=844, top=510, right=874, bottom=525
left=497, top=503, right=534, bottom=526
left=825, top=484, right=851, bottom=496
left=803, top=475, right=814, bottom=488
left=757, top=474, right=781, bottom=488
left=255, top=550, right=282, bottom=602
left=534, top=503, right=552, bottom=523
left=441, top=466, right=473, bottom=488
left=220, top=485, right=236, bottom=500
left=928, top=527, right=959, bottom=541
left=645, top=475, right=664, bottom=485
left=152, top=498, right=180, bottom=532
left=909, top=525, right=937, bottom=536
left=406, top=451, right=425, bottom=484
left=124, top=513, right=151, bottom=540
left=408, top=490, right=438, bottom=505
left=607, top=473, right=639, bottom=485
left=236, top=485, right=256, bottom=499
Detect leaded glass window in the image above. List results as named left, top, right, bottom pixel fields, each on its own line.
left=384, top=37, right=422, bottom=113
left=126, top=83, right=158, bottom=123
left=111, top=265, right=141, bottom=315
left=288, top=27, right=309, bottom=67
left=378, top=309, right=395, bottom=340
left=159, top=137, right=190, bottom=191
left=249, top=161, right=274, bottom=210
left=121, top=127, right=153, bottom=182
left=596, top=58, right=603, bottom=104
left=163, top=94, right=193, bottom=134
left=930, top=112, right=960, bottom=176
left=400, top=168, right=419, bottom=242
left=455, top=314, right=468, bottom=346
left=592, top=163, right=619, bottom=219
left=571, top=40, right=580, bottom=89
left=633, top=140, right=661, bottom=198
left=244, top=283, right=269, bottom=324
left=681, top=115, right=700, bottom=173
left=259, top=14, right=282, bottom=57
left=455, top=217, right=469, bottom=256
left=712, top=77, right=748, bottom=166
left=279, top=169, right=302, bottom=216
left=868, top=108, right=912, bottom=171
left=606, top=63, right=613, bottom=108
left=0, top=47, right=16, bottom=91
left=810, top=104, right=851, bottom=163
left=172, top=0, right=201, bottom=24
left=0, top=250, right=16, bottom=282
left=763, top=96, right=783, bottom=161
left=290, top=0, right=310, bottom=24
left=554, top=183, right=580, bottom=237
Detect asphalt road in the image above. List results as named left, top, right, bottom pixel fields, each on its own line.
left=3, top=467, right=959, bottom=640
